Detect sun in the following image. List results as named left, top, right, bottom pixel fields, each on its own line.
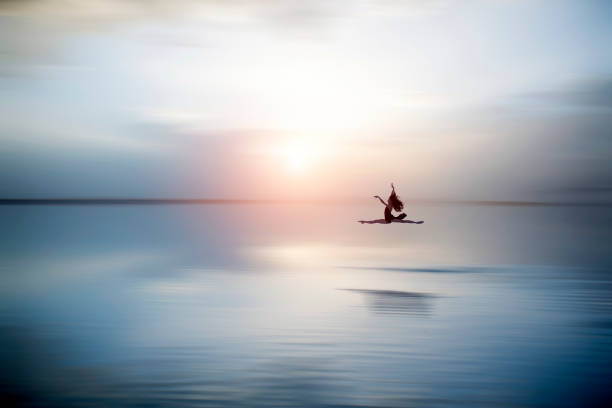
left=285, top=145, right=310, bottom=171
left=261, top=138, right=328, bottom=174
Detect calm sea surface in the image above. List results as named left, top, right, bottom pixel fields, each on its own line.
left=1, top=203, right=611, bottom=407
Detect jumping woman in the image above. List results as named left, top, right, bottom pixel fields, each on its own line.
left=359, top=183, right=424, bottom=224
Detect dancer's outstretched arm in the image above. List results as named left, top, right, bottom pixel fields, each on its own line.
left=373, top=195, right=387, bottom=206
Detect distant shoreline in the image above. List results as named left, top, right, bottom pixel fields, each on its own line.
left=1, top=198, right=610, bottom=207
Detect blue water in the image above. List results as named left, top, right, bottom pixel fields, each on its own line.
left=1, top=204, right=611, bottom=407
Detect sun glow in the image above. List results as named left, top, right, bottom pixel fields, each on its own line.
left=281, top=142, right=318, bottom=172
left=242, top=52, right=384, bottom=136
left=286, top=147, right=308, bottom=171
left=258, top=138, right=328, bottom=174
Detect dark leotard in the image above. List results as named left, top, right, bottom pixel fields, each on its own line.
left=384, top=207, right=393, bottom=223
left=385, top=207, right=407, bottom=223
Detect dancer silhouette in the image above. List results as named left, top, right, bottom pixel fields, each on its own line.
left=359, top=183, right=423, bottom=225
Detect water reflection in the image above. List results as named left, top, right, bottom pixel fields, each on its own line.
left=340, top=288, right=435, bottom=316
left=1, top=204, right=611, bottom=407
left=338, top=265, right=486, bottom=274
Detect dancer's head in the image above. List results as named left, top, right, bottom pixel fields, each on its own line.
left=388, top=189, right=404, bottom=212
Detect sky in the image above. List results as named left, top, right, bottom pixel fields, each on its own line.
left=1, top=0, right=611, bottom=201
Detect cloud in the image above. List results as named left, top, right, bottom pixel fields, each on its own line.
left=0, top=0, right=448, bottom=21
left=0, top=0, right=454, bottom=74
left=0, top=16, right=67, bottom=76
left=521, top=77, right=612, bottom=109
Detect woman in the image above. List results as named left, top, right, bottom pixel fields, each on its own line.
left=359, top=183, right=423, bottom=224
left=375, top=183, right=407, bottom=223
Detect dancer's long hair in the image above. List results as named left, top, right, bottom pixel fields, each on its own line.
left=388, top=190, right=404, bottom=212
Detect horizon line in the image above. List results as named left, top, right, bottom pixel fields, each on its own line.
left=0, top=198, right=610, bottom=207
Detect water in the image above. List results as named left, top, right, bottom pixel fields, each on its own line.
left=1, top=203, right=611, bottom=407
